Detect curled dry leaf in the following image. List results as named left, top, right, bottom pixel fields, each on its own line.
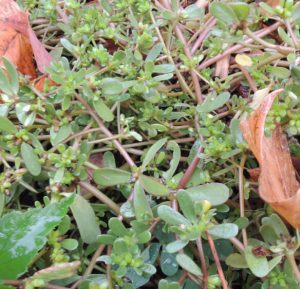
left=247, top=157, right=300, bottom=182
left=0, top=28, right=36, bottom=77
left=34, top=74, right=56, bottom=91
left=240, top=89, right=300, bottom=229
left=0, top=0, right=52, bottom=77
left=264, top=0, right=280, bottom=8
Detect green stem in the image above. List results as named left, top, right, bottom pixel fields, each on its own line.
left=149, top=10, right=195, bottom=99
left=286, top=252, right=300, bottom=284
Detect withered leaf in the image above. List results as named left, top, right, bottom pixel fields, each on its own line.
left=241, top=89, right=300, bottom=229
left=0, top=0, right=52, bottom=77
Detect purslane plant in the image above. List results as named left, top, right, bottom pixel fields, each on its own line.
left=1, top=0, right=300, bottom=289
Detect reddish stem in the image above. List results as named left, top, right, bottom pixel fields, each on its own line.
left=160, top=0, right=203, bottom=104
left=75, top=94, right=135, bottom=168
left=285, top=20, right=299, bottom=48
left=198, top=22, right=281, bottom=70
left=196, top=237, right=208, bottom=289
left=206, top=231, right=229, bottom=289
left=191, top=18, right=217, bottom=55
left=237, top=65, right=257, bottom=93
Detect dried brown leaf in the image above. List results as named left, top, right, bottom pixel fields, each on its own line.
left=0, top=0, right=52, bottom=76
left=241, top=89, right=300, bottom=229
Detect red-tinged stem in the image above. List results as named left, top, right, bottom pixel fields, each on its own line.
left=238, top=64, right=257, bottom=93
left=206, top=231, right=229, bottom=289
left=191, top=18, right=217, bottom=55
left=178, top=149, right=203, bottom=189
left=196, top=237, right=208, bottom=289
left=160, top=0, right=203, bottom=104
left=285, top=20, right=299, bottom=48
left=244, top=27, right=295, bottom=55
left=174, top=26, right=203, bottom=104
left=75, top=94, right=135, bottom=168
left=230, top=237, right=245, bottom=254
left=239, top=154, right=248, bottom=247
left=188, top=16, right=214, bottom=46
left=198, top=22, right=281, bottom=70
left=178, top=271, right=189, bottom=285
left=70, top=245, right=106, bottom=289
left=4, top=280, right=68, bottom=289
left=79, top=181, right=121, bottom=215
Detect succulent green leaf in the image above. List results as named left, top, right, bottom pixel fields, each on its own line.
left=177, top=190, right=196, bottom=222
left=208, top=223, right=239, bottom=239
left=70, top=195, right=100, bottom=244
left=210, top=2, right=238, bottom=25
left=108, top=217, right=128, bottom=237
left=185, top=4, right=204, bottom=19
left=162, top=141, right=181, bottom=181
left=225, top=253, right=248, bottom=269
left=0, top=116, right=17, bottom=134
left=101, top=78, right=123, bottom=95
left=141, top=138, right=168, bottom=170
left=183, top=183, right=229, bottom=206
left=166, top=239, right=188, bottom=254
left=229, top=2, right=250, bottom=20
left=197, top=91, right=230, bottom=113
left=153, top=64, right=175, bottom=74
left=244, top=246, right=269, bottom=277
left=134, top=181, right=153, bottom=221
left=0, top=196, right=73, bottom=279
left=97, top=234, right=116, bottom=245
left=157, top=205, right=190, bottom=226
left=50, top=125, right=72, bottom=146
left=140, top=174, right=169, bottom=197
left=146, top=43, right=163, bottom=62
left=160, top=247, right=178, bottom=276
left=176, top=253, right=202, bottom=276
left=21, top=143, right=41, bottom=176
left=93, top=99, right=114, bottom=122
left=3, top=58, right=19, bottom=94
left=93, top=168, right=131, bottom=187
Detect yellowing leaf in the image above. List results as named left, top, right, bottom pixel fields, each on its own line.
left=235, top=54, right=253, bottom=67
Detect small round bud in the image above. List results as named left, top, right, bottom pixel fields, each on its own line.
left=202, top=200, right=212, bottom=213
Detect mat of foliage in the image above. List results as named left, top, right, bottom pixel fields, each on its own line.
left=1, top=0, right=300, bottom=289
